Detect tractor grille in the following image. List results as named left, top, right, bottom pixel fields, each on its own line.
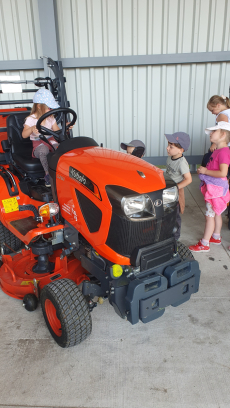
left=106, top=208, right=176, bottom=257
left=75, top=190, right=102, bottom=233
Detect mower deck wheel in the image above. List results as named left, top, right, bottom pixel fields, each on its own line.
left=40, top=278, right=92, bottom=348
left=177, top=241, right=194, bottom=261
left=23, top=294, right=38, bottom=311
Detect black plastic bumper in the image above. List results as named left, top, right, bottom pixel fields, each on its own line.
left=111, top=258, right=201, bottom=325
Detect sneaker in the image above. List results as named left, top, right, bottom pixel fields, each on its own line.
left=44, top=174, right=51, bottom=187
left=209, top=236, right=221, bottom=245
left=189, top=240, right=210, bottom=253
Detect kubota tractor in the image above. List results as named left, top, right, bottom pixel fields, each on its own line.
left=0, top=60, right=201, bottom=348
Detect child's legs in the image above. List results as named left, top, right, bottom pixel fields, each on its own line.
left=34, top=144, right=50, bottom=174
left=213, top=213, right=222, bottom=235
left=203, top=202, right=215, bottom=241
left=203, top=216, right=215, bottom=241
left=203, top=202, right=222, bottom=241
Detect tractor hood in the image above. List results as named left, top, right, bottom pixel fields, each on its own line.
left=56, top=146, right=166, bottom=196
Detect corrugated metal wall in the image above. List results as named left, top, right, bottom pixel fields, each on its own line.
left=1, top=0, right=230, bottom=157
left=0, top=0, right=42, bottom=60
left=56, top=0, right=230, bottom=156
left=0, top=0, right=44, bottom=106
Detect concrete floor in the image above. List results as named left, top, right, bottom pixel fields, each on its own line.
left=0, top=174, right=230, bottom=408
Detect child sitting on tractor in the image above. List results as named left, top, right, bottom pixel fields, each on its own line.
left=22, top=89, right=60, bottom=187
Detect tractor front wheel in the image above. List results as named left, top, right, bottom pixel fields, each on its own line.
left=177, top=241, right=194, bottom=261
left=40, top=279, right=92, bottom=348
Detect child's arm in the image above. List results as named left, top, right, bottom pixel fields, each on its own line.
left=51, top=121, right=74, bottom=131
left=177, top=172, right=192, bottom=189
left=22, top=125, right=39, bottom=139
left=52, top=121, right=60, bottom=131
left=197, top=163, right=228, bottom=178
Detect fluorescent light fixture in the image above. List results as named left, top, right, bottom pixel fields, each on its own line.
left=0, top=76, right=22, bottom=93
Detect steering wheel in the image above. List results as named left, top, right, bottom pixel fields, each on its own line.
left=36, top=107, right=77, bottom=143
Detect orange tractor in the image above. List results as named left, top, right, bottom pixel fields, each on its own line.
left=0, top=60, right=200, bottom=348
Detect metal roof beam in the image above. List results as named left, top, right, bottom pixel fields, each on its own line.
left=1, top=51, right=230, bottom=71
left=61, top=51, right=230, bottom=68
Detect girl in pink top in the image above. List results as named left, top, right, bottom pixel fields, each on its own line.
left=22, top=88, right=60, bottom=187
left=189, top=121, right=230, bottom=253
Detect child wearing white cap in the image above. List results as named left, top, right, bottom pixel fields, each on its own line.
left=22, top=89, right=60, bottom=187
left=189, top=121, right=230, bottom=253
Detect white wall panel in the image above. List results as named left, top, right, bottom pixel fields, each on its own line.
left=0, top=0, right=42, bottom=60
left=56, top=0, right=230, bottom=57
left=55, top=0, right=230, bottom=157
left=64, top=62, right=230, bottom=156
left=1, top=0, right=230, bottom=158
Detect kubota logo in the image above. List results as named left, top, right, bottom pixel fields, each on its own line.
left=154, top=199, right=162, bottom=207
left=69, top=167, right=87, bottom=185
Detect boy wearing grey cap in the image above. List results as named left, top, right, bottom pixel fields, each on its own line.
left=120, top=139, right=146, bottom=158
left=165, top=132, right=192, bottom=240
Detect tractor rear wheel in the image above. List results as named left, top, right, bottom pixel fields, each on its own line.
left=177, top=241, right=194, bottom=261
left=40, top=279, right=92, bottom=348
left=0, top=221, right=23, bottom=253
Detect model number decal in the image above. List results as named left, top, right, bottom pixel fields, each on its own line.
left=57, top=174, right=65, bottom=181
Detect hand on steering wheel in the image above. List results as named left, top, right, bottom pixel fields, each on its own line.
left=36, top=107, right=77, bottom=143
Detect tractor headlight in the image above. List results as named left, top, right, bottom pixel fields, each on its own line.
left=121, top=194, right=155, bottom=219
left=106, top=186, right=155, bottom=220
left=162, top=186, right=178, bottom=207
left=122, top=195, right=145, bottom=216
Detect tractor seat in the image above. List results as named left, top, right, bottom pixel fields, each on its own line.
left=7, top=112, right=45, bottom=176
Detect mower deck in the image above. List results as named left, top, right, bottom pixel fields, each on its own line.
left=0, top=248, right=89, bottom=299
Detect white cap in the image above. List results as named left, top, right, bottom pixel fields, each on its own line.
left=205, top=121, right=230, bottom=135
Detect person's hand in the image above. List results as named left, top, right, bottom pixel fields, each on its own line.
left=197, top=166, right=207, bottom=175
left=32, top=125, right=40, bottom=135
left=210, top=143, right=217, bottom=152
left=66, top=121, right=75, bottom=130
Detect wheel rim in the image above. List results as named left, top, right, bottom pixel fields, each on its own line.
left=45, top=299, right=62, bottom=337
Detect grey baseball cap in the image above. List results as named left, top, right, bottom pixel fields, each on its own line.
left=165, top=132, right=190, bottom=151
left=120, top=139, right=146, bottom=153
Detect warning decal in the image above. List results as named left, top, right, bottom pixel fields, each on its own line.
left=2, top=197, right=19, bottom=213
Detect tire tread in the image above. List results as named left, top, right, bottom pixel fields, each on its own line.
left=0, top=221, right=23, bottom=253
left=177, top=241, right=194, bottom=261
left=41, top=279, right=92, bottom=348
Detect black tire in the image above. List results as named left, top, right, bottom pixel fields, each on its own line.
left=0, top=221, right=23, bottom=253
left=177, top=241, right=194, bottom=261
left=40, top=279, right=92, bottom=348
